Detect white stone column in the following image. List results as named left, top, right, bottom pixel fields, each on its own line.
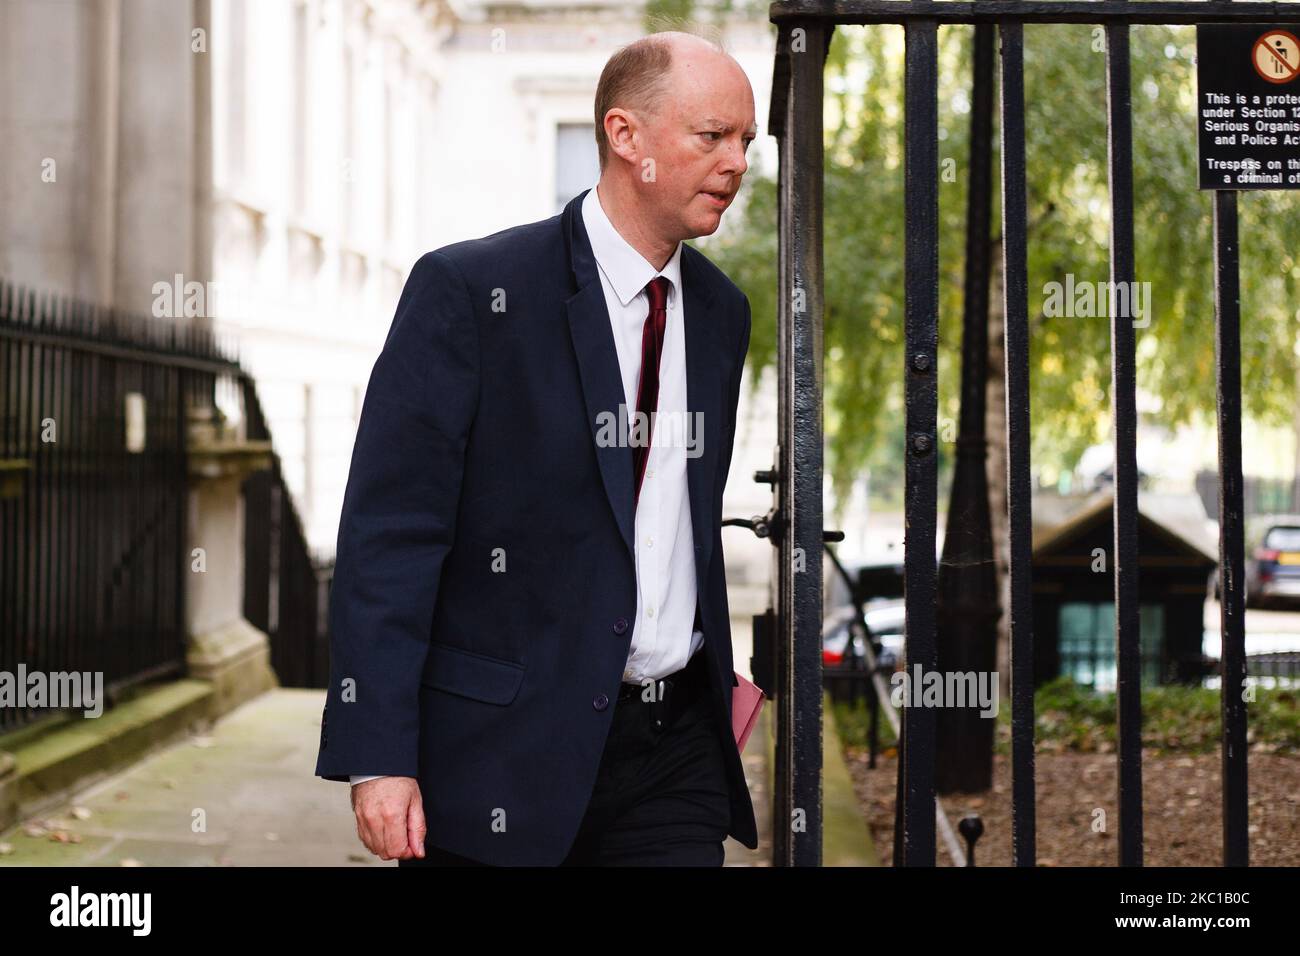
left=185, top=402, right=277, bottom=717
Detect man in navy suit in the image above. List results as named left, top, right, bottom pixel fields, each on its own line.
left=315, top=30, right=758, bottom=866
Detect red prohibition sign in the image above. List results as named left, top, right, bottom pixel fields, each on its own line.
left=1253, top=30, right=1300, bottom=84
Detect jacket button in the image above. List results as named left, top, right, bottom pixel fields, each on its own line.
left=613, top=617, right=629, bottom=635
left=593, top=693, right=609, bottom=711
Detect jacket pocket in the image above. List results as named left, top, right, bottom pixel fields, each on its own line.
left=420, top=641, right=525, bottom=705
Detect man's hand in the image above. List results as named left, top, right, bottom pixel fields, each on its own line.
left=351, top=776, right=426, bottom=860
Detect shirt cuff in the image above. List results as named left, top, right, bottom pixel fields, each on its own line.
left=349, top=774, right=389, bottom=786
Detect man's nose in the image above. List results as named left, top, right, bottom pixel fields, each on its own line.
left=722, top=140, right=748, bottom=177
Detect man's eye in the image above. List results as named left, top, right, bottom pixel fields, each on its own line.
left=700, top=132, right=722, bottom=141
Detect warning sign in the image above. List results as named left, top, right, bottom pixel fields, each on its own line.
left=1253, top=30, right=1300, bottom=84
left=1197, top=23, right=1300, bottom=189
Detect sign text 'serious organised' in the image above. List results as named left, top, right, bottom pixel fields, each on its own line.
left=1198, top=24, right=1300, bottom=189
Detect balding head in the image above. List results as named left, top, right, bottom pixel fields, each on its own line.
left=594, top=31, right=741, bottom=171
left=590, top=28, right=756, bottom=262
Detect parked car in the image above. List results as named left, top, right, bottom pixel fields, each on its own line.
left=822, top=599, right=906, bottom=672
left=1245, top=519, right=1300, bottom=609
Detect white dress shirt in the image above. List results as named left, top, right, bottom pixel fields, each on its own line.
left=350, top=182, right=702, bottom=786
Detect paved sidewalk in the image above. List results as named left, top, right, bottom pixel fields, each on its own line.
left=725, top=702, right=773, bottom=866
left=0, top=690, right=369, bottom=867
left=0, top=686, right=774, bottom=867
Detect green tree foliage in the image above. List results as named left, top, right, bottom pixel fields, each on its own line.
left=703, top=24, right=1300, bottom=512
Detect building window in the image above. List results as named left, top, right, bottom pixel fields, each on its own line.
left=384, top=82, right=395, bottom=245
left=292, top=0, right=310, bottom=216
left=1058, top=601, right=1164, bottom=691
left=342, top=43, right=357, bottom=235
left=226, top=0, right=248, bottom=181
left=555, top=122, right=599, bottom=213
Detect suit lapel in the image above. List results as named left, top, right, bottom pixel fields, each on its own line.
left=680, top=247, right=722, bottom=592
left=562, top=188, right=724, bottom=580
left=564, top=192, right=637, bottom=563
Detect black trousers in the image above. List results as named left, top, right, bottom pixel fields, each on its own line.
left=400, top=655, right=732, bottom=867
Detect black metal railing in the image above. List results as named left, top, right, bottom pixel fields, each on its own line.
left=0, top=281, right=237, bottom=733
left=767, top=0, right=1280, bottom=867
left=0, top=279, right=333, bottom=732
left=1245, top=651, right=1300, bottom=683
left=241, top=376, right=334, bottom=689
left=1195, top=468, right=1300, bottom=521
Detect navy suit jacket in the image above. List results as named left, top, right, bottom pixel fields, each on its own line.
left=314, top=187, right=757, bottom=865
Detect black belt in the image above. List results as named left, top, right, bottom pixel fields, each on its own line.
left=617, top=649, right=709, bottom=733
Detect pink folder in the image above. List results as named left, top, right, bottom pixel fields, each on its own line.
left=731, top=671, right=766, bottom=753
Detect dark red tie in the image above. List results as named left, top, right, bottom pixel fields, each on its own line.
left=633, top=276, right=670, bottom=506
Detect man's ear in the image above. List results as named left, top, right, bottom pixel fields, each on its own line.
left=603, top=108, right=638, bottom=165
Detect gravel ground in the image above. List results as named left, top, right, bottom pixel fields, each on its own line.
left=844, top=746, right=1300, bottom=866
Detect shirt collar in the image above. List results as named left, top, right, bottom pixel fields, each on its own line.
left=581, top=181, right=683, bottom=309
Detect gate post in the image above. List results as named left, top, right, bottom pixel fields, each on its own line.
left=773, top=18, right=829, bottom=867
left=900, top=16, right=941, bottom=866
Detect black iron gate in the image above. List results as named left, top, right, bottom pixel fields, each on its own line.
left=241, top=374, right=334, bottom=689
left=0, top=282, right=229, bottom=733
left=763, top=0, right=1277, bottom=867
left=0, top=279, right=335, bottom=734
